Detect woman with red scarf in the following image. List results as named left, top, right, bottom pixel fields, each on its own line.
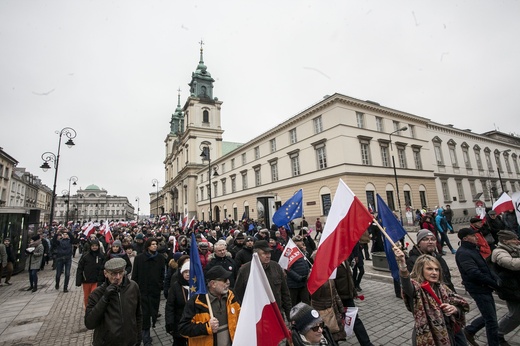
left=393, top=247, right=470, bottom=346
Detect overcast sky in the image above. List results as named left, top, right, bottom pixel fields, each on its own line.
left=1, top=0, right=518, bottom=216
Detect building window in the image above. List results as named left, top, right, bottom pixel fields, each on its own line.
left=231, top=158, right=235, bottom=169
left=494, top=150, right=503, bottom=172
left=241, top=171, right=248, bottom=190
left=242, top=153, right=247, bottom=165
left=356, top=112, right=365, bottom=128
left=386, top=191, right=396, bottom=211
left=409, top=125, right=416, bottom=138
left=270, top=162, right=278, bottom=182
left=221, top=179, right=226, bottom=195
left=290, top=153, right=300, bottom=177
left=441, top=180, right=450, bottom=202
left=447, top=140, right=458, bottom=168
left=512, top=154, right=519, bottom=174
left=474, top=146, right=483, bottom=170
left=376, top=116, right=384, bottom=132
left=222, top=163, right=226, bottom=173
left=432, top=137, right=444, bottom=166
left=313, top=116, right=323, bottom=134
left=321, top=193, right=331, bottom=216
left=469, top=180, right=477, bottom=200
left=419, top=191, right=427, bottom=208
left=358, top=136, right=372, bottom=166
left=412, top=145, right=422, bottom=170
left=289, top=128, right=297, bottom=144
left=270, top=139, right=277, bottom=153
left=462, top=143, right=471, bottom=169
left=200, top=187, right=204, bottom=201
left=231, top=176, right=236, bottom=193
left=393, top=120, right=401, bottom=132
left=203, top=110, right=209, bottom=123
left=456, top=180, right=465, bottom=202
left=484, top=148, right=493, bottom=172
left=254, top=167, right=261, bottom=187
left=504, top=153, right=512, bottom=173
left=316, top=146, right=327, bottom=170
left=254, top=146, right=260, bottom=160
left=213, top=182, right=218, bottom=197
left=481, top=180, right=490, bottom=200
left=396, top=143, right=407, bottom=168
left=379, top=141, right=390, bottom=167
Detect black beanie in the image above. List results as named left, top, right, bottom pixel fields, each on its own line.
left=290, top=302, right=322, bottom=333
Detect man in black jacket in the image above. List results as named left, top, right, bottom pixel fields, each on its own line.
left=456, top=228, right=500, bottom=346
left=53, top=230, right=73, bottom=292
left=85, top=258, right=142, bottom=346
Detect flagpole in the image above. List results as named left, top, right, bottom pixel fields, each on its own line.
left=371, top=218, right=417, bottom=249
left=206, top=294, right=214, bottom=318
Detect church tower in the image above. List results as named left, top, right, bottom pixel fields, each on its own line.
left=163, top=42, right=223, bottom=220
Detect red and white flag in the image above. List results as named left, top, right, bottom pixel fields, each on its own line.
left=493, top=193, right=514, bottom=215
left=307, top=179, right=373, bottom=295
left=82, top=222, right=95, bottom=237
left=234, top=253, right=291, bottom=346
left=184, top=215, right=196, bottom=231
left=278, top=238, right=304, bottom=270
left=101, top=222, right=113, bottom=244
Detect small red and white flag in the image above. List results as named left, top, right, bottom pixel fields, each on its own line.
left=184, top=215, right=196, bottom=231
left=307, top=179, right=373, bottom=295
left=493, top=193, right=514, bottom=215
left=101, top=222, right=113, bottom=244
left=278, top=238, right=304, bottom=270
left=234, top=253, right=291, bottom=346
left=82, top=222, right=95, bottom=237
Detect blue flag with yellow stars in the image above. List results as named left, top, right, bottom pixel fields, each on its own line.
left=272, top=189, right=303, bottom=228
left=189, top=233, right=207, bottom=297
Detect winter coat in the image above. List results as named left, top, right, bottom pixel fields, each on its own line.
left=491, top=242, right=520, bottom=302
left=455, top=241, right=499, bottom=294
left=131, top=251, right=165, bottom=296
left=165, top=276, right=190, bottom=339
left=234, top=246, right=253, bottom=268
left=406, top=246, right=455, bottom=292
left=53, top=232, right=73, bottom=258
left=286, top=257, right=311, bottom=289
left=334, top=261, right=357, bottom=301
left=76, top=249, right=105, bottom=286
left=85, top=277, right=143, bottom=346
left=105, top=249, right=133, bottom=275
left=25, top=240, right=44, bottom=270
left=178, top=291, right=241, bottom=346
left=204, top=253, right=237, bottom=287
left=310, top=279, right=346, bottom=342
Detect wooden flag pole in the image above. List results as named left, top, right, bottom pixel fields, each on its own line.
left=206, top=293, right=214, bottom=318
left=371, top=218, right=419, bottom=250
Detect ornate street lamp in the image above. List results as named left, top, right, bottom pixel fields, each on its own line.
left=389, top=126, right=408, bottom=224
left=152, top=179, right=159, bottom=219
left=135, top=197, right=140, bottom=222
left=40, top=127, right=77, bottom=227
left=64, top=176, right=78, bottom=224
left=200, top=141, right=219, bottom=223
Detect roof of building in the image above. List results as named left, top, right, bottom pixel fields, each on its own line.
left=85, top=184, right=100, bottom=190
left=222, top=141, right=243, bottom=155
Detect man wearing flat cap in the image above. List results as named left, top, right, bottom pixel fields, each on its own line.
left=234, top=240, right=292, bottom=320
left=491, top=230, right=520, bottom=345
left=85, top=257, right=142, bottom=346
left=178, top=266, right=241, bottom=345
left=455, top=228, right=500, bottom=346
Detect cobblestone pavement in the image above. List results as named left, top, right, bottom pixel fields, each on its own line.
left=0, top=228, right=518, bottom=345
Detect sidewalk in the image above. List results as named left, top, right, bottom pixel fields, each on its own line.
left=0, top=229, right=518, bottom=345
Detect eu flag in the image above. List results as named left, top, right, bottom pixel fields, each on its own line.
left=189, top=233, right=207, bottom=297
left=376, top=194, right=408, bottom=281
left=272, top=189, right=303, bottom=228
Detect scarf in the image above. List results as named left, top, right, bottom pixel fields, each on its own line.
left=404, top=280, right=469, bottom=346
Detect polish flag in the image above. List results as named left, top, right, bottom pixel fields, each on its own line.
left=82, top=222, right=95, bottom=237
left=493, top=193, right=514, bottom=215
left=234, top=253, right=291, bottom=346
left=101, top=222, right=113, bottom=244
left=278, top=238, right=304, bottom=270
left=307, top=179, right=373, bottom=295
left=184, top=215, right=196, bottom=231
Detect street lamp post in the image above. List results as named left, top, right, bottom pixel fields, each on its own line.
left=152, top=179, right=159, bottom=220
left=40, top=127, right=77, bottom=227
left=200, top=142, right=219, bottom=223
left=65, top=176, right=78, bottom=224
left=389, top=126, right=408, bottom=224
left=497, top=149, right=511, bottom=193
left=135, top=197, right=140, bottom=222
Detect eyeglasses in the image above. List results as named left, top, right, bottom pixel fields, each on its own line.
left=106, top=271, right=125, bottom=277
left=310, top=322, right=325, bottom=332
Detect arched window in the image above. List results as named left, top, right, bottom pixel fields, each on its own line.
left=203, top=110, right=209, bottom=123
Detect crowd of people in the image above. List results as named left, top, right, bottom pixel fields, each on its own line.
left=3, top=204, right=519, bottom=346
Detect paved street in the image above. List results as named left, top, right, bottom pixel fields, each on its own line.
left=0, top=229, right=519, bottom=345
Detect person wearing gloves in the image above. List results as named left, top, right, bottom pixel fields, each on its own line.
left=290, top=302, right=338, bottom=346
left=85, top=257, right=142, bottom=346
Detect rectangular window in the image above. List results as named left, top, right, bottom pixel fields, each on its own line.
left=241, top=172, right=248, bottom=189
left=469, top=180, right=477, bottom=200
left=291, top=155, right=300, bottom=176
left=231, top=158, right=235, bottom=170
left=289, top=128, right=297, bottom=144
left=270, top=139, right=277, bottom=153
left=456, top=181, right=465, bottom=201
left=254, top=146, right=260, bottom=160
left=254, top=168, right=261, bottom=187
left=419, top=191, right=427, bottom=209
left=213, top=182, right=218, bottom=198
left=316, top=146, right=327, bottom=169
left=409, top=125, right=416, bottom=138
left=441, top=180, right=450, bottom=202
left=231, top=176, right=236, bottom=193
left=361, top=143, right=371, bottom=165
left=485, top=151, right=493, bottom=171
left=242, top=153, right=247, bottom=165
left=481, top=180, right=490, bottom=200
left=376, top=117, right=384, bottom=132
left=398, top=148, right=407, bottom=168
left=200, top=187, right=204, bottom=201
left=321, top=194, right=331, bottom=216
left=386, top=191, right=396, bottom=211
left=356, top=112, right=365, bottom=128
left=413, top=149, right=422, bottom=170
left=513, top=155, right=520, bottom=174
left=434, top=145, right=444, bottom=165
left=449, top=147, right=458, bottom=167
left=271, top=162, right=278, bottom=182
left=475, top=151, right=483, bottom=170
left=313, top=116, right=323, bottom=134
left=380, top=145, right=390, bottom=167
left=393, top=120, right=400, bottom=132
left=221, top=180, right=226, bottom=195
left=505, top=157, right=512, bottom=173
left=495, top=153, right=503, bottom=172
left=463, top=148, right=471, bottom=169
left=404, top=191, right=412, bottom=207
